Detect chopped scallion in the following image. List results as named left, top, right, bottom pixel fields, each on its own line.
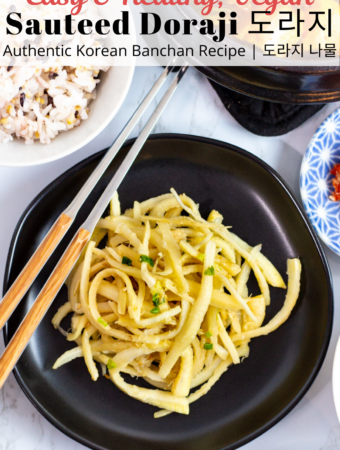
left=122, top=256, right=132, bottom=266
left=150, top=306, right=160, bottom=314
left=204, top=266, right=215, bottom=276
left=205, top=331, right=213, bottom=338
left=204, top=343, right=213, bottom=350
left=152, top=293, right=165, bottom=307
left=98, top=317, right=108, bottom=327
left=107, top=359, right=116, bottom=370
left=140, top=255, right=154, bottom=267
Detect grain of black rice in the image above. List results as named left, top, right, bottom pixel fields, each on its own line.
left=20, top=93, right=25, bottom=107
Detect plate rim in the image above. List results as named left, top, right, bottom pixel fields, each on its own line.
left=300, top=107, right=340, bottom=256
left=3, top=133, right=334, bottom=450
left=332, top=335, right=340, bottom=424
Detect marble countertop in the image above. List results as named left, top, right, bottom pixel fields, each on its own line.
left=1, top=66, right=340, bottom=450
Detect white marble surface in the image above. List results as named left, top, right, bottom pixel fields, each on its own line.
left=1, top=66, right=340, bottom=450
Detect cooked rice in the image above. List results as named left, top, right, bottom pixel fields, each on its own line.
left=0, top=66, right=108, bottom=144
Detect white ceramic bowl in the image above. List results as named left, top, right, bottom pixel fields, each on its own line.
left=0, top=65, right=135, bottom=167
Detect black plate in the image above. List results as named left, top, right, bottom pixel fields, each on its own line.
left=3, top=134, right=333, bottom=450
left=196, top=66, right=340, bottom=104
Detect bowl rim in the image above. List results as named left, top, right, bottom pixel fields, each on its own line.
left=300, top=106, right=340, bottom=256
left=0, top=64, right=136, bottom=168
left=3, top=133, right=334, bottom=450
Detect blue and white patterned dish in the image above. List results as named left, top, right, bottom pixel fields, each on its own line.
left=300, top=108, right=340, bottom=256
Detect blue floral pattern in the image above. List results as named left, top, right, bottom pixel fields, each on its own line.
left=300, top=108, right=340, bottom=256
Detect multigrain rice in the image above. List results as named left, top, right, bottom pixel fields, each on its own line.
left=0, top=66, right=108, bottom=144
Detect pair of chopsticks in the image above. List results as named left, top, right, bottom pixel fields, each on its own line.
left=0, top=60, right=188, bottom=389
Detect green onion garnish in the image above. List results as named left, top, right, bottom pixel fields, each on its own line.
left=107, top=359, right=116, bottom=370
left=140, top=255, right=154, bottom=267
left=98, top=317, right=108, bottom=327
left=204, top=343, right=213, bottom=350
left=205, top=331, right=213, bottom=338
left=122, top=256, right=132, bottom=266
left=204, top=266, right=215, bottom=276
left=152, top=294, right=165, bottom=307
left=197, top=253, right=205, bottom=262
left=150, top=307, right=160, bottom=314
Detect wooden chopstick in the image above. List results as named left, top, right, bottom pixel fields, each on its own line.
left=0, top=64, right=188, bottom=390
left=0, top=228, right=91, bottom=388
left=0, top=58, right=179, bottom=333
